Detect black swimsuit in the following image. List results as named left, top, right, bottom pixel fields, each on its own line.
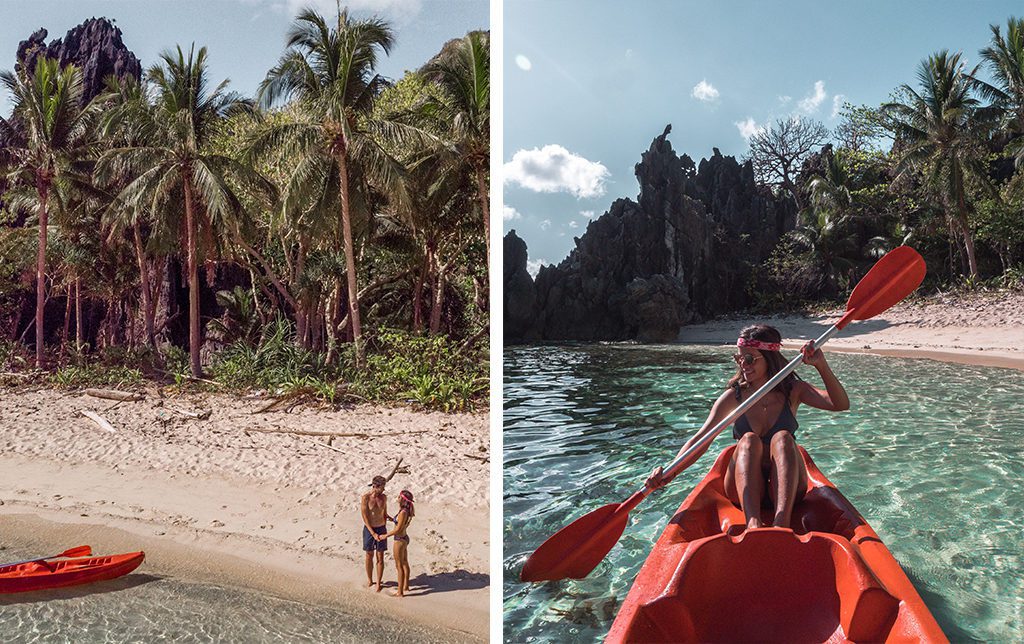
left=731, top=384, right=798, bottom=443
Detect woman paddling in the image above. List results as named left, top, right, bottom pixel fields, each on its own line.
left=382, top=490, right=414, bottom=597
left=646, top=324, right=849, bottom=529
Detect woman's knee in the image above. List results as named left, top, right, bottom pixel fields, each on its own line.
left=737, top=432, right=762, bottom=457
left=769, top=430, right=796, bottom=455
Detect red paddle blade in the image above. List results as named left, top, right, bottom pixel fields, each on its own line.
left=838, top=246, right=926, bottom=329
left=520, top=502, right=631, bottom=582
left=61, top=545, right=93, bottom=558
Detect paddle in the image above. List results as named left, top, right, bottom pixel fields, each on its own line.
left=0, top=545, right=93, bottom=568
left=520, top=245, right=926, bottom=583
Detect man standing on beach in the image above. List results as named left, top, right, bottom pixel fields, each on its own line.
left=361, top=475, right=389, bottom=591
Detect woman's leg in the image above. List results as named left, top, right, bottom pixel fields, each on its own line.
left=768, top=431, right=806, bottom=528
left=392, top=542, right=407, bottom=597
left=732, top=433, right=765, bottom=528
left=401, top=546, right=411, bottom=593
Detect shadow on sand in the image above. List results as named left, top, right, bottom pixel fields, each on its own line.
left=393, top=569, right=487, bottom=597
left=0, top=573, right=162, bottom=606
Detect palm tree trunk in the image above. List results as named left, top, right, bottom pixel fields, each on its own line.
left=75, top=278, right=82, bottom=354
left=184, top=178, right=203, bottom=377
left=475, top=164, right=490, bottom=261
left=413, top=248, right=428, bottom=333
left=429, top=249, right=446, bottom=334
left=954, top=170, right=979, bottom=279
left=60, top=284, right=72, bottom=362
left=133, top=222, right=157, bottom=348
left=34, top=177, right=49, bottom=369
left=336, top=148, right=363, bottom=365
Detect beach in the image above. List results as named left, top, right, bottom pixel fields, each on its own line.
left=677, top=291, right=1024, bottom=371
left=0, top=389, right=489, bottom=639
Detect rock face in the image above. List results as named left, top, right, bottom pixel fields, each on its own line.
left=504, top=125, right=797, bottom=344
left=15, top=18, right=142, bottom=103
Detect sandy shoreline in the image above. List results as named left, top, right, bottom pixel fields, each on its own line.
left=0, top=388, right=488, bottom=639
left=677, top=291, right=1024, bottom=371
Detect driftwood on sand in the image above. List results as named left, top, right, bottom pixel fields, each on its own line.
left=243, top=426, right=429, bottom=439
left=168, top=403, right=210, bottom=419
left=84, top=388, right=144, bottom=402
left=81, top=410, right=117, bottom=433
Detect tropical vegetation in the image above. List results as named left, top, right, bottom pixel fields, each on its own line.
left=749, top=16, right=1024, bottom=307
left=0, top=11, right=488, bottom=411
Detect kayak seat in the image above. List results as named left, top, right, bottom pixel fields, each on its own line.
left=622, top=528, right=899, bottom=643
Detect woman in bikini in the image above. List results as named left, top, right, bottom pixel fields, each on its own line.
left=382, top=490, right=414, bottom=597
left=646, top=324, right=849, bottom=529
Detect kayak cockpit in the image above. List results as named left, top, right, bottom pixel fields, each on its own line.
left=618, top=528, right=899, bottom=643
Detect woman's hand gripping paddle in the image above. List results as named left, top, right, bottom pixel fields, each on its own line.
left=0, top=545, right=93, bottom=568
left=519, top=245, right=926, bottom=582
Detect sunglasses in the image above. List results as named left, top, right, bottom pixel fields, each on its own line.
left=732, top=353, right=763, bottom=366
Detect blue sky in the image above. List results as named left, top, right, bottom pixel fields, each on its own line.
left=0, top=0, right=488, bottom=113
left=503, top=1, right=1024, bottom=275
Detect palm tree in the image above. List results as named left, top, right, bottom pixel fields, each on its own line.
left=975, top=17, right=1024, bottom=165
left=883, top=50, right=995, bottom=278
left=0, top=57, right=102, bottom=368
left=97, top=45, right=259, bottom=376
left=253, top=8, right=424, bottom=364
left=422, top=31, right=490, bottom=259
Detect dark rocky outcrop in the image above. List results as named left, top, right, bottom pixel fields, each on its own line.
left=15, top=18, right=142, bottom=103
left=504, top=125, right=798, bottom=344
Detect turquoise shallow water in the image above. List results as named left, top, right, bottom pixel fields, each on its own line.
left=503, top=344, right=1024, bottom=643
left=0, top=548, right=466, bottom=643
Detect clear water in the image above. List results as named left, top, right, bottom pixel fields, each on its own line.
left=503, top=344, right=1024, bottom=643
left=0, top=551, right=470, bottom=643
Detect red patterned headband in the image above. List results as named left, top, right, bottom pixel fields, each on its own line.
left=400, top=492, right=414, bottom=505
left=737, top=338, right=781, bottom=352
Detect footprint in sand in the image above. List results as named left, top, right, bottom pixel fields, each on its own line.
left=209, top=520, right=225, bottom=528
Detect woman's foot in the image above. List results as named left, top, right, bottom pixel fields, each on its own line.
left=390, top=590, right=404, bottom=598
left=367, top=580, right=375, bottom=588
left=375, top=582, right=383, bottom=593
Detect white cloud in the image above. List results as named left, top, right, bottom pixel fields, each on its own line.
left=580, top=210, right=595, bottom=218
left=526, top=259, right=548, bottom=277
left=778, top=95, right=792, bottom=106
left=735, top=117, right=763, bottom=140
left=568, top=221, right=579, bottom=228
left=515, top=55, right=532, bottom=71
left=798, top=80, right=827, bottom=114
left=691, top=79, right=720, bottom=102
left=503, top=145, right=610, bottom=199
left=503, top=205, right=522, bottom=221
left=625, top=48, right=634, bottom=58
left=831, top=94, right=846, bottom=119
left=539, top=219, right=552, bottom=230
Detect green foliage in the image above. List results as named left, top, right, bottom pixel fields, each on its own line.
left=353, top=329, right=487, bottom=411
left=51, top=363, right=143, bottom=389
left=209, top=317, right=333, bottom=391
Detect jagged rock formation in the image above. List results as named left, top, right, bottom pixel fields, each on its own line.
left=15, top=18, right=142, bottom=103
left=504, top=125, right=798, bottom=344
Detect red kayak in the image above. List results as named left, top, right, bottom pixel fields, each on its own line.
left=607, top=446, right=946, bottom=643
left=0, top=550, right=145, bottom=594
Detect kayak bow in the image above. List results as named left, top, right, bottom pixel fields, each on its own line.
left=606, top=446, right=946, bottom=643
left=0, top=550, right=145, bottom=594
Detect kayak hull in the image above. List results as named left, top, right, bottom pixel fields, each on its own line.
left=606, top=446, right=946, bottom=643
left=0, top=551, right=145, bottom=594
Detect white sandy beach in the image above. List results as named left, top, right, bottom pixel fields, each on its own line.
left=678, top=291, right=1024, bottom=371
left=0, top=389, right=489, bottom=639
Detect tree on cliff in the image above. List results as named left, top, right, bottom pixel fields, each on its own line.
left=884, top=50, right=995, bottom=279
left=0, top=57, right=103, bottom=368
left=747, top=117, right=830, bottom=209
